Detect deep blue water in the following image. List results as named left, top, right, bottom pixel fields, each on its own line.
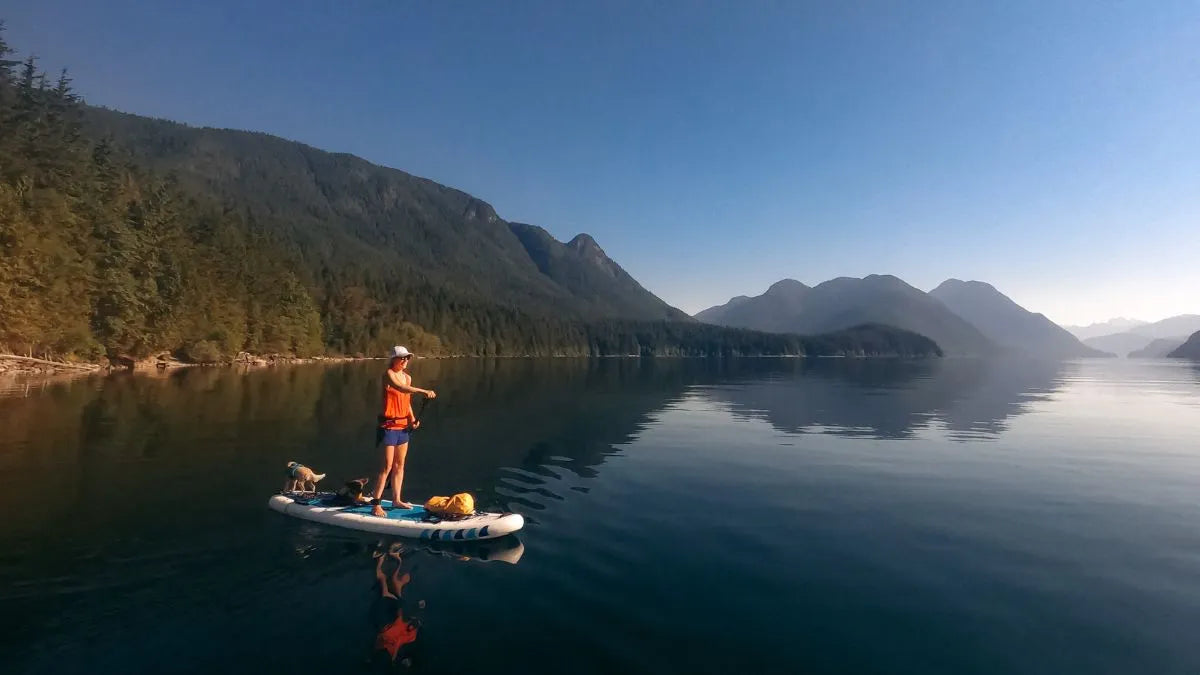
left=2, top=357, right=1200, bottom=674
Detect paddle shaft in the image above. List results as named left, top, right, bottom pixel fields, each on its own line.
left=412, top=395, right=434, bottom=430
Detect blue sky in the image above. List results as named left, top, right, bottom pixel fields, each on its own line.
left=5, top=1, right=1198, bottom=325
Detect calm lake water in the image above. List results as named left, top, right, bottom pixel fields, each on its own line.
left=3, top=357, right=1200, bottom=674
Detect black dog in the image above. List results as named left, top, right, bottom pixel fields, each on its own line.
left=332, top=478, right=373, bottom=506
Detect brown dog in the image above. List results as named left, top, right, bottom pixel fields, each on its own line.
left=285, top=462, right=326, bottom=492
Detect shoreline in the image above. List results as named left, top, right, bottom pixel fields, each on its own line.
left=0, top=354, right=106, bottom=377
left=0, top=352, right=372, bottom=379
left=1, top=350, right=946, bottom=382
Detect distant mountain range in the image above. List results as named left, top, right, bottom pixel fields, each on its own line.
left=1064, top=318, right=1148, bottom=340
left=1083, top=332, right=1159, bottom=358
left=698, top=276, right=1114, bottom=358
left=697, top=275, right=996, bottom=356
left=1134, top=315, right=1200, bottom=340
left=1076, top=315, right=1200, bottom=357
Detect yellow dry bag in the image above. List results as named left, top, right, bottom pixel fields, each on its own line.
left=424, top=492, right=475, bottom=517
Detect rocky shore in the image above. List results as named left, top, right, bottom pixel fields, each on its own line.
left=0, top=352, right=370, bottom=379
left=0, top=355, right=105, bottom=377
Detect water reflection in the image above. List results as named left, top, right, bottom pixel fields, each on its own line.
left=371, top=543, right=422, bottom=669
left=0, top=358, right=1079, bottom=536
left=280, top=535, right=523, bottom=672
left=705, top=358, right=1072, bottom=440
left=4, top=358, right=1200, bottom=675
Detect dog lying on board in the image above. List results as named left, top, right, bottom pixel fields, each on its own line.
left=285, top=462, right=326, bottom=492
left=332, top=478, right=374, bottom=506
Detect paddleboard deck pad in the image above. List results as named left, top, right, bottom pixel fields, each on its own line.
left=268, top=492, right=524, bottom=540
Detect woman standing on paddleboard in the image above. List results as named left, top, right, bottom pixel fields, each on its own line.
left=372, top=346, right=436, bottom=516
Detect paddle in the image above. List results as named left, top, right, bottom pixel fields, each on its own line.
left=410, top=395, right=435, bottom=431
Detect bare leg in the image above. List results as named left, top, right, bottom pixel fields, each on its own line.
left=375, top=553, right=397, bottom=599
left=391, top=442, right=412, bottom=508
left=372, top=444, right=396, bottom=517
left=391, top=566, right=411, bottom=598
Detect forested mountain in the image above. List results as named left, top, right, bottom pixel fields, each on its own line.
left=0, top=24, right=936, bottom=360
left=929, top=279, right=1109, bottom=358
left=696, top=275, right=995, bottom=356
left=1128, top=337, right=1188, bottom=358
left=1083, top=332, right=1156, bottom=358
left=0, top=28, right=324, bottom=361
left=695, top=279, right=810, bottom=334
left=80, top=105, right=691, bottom=324
left=507, top=224, right=688, bottom=321
left=1168, top=331, right=1200, bottom=359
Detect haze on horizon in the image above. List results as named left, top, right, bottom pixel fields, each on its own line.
left=7, top=1, right=1197, bottom=326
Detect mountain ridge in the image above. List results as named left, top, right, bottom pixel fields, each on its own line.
left=82, top=106, right=693, bottom=324
left=0, top=24, right=942, bottom=360
left=1083, top=332, right=1157, bottom=357
left=1133, top=315, right=1200, bottom=340
left=696, top=275, right=995, bottom=356
left=1065, top=318, right=1148, bottom=340
left=1168, top=331, right=1200, bottom=359
left=1069, top=315, right=1200, bottom=342
left=1079, top=316, right=1200, bottom=357
left=507, top=223, right=690, bottom=321
left=1129, top=337, right=1189, bottom=358
left=929, top=279, right=1109, bottom=358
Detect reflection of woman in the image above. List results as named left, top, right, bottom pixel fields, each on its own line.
left=371, top=543, right=423, bottom=669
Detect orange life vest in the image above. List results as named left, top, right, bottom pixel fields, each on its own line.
left=375, top=617, right=418, bottom=660
left=381, top=370, right=414, bottom=430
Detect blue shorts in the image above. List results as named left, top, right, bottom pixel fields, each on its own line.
left=377, top=427, right=411, bottom=447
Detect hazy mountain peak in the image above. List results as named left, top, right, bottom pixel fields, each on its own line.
left=816, top=274, right=912, bottom=292
left=929, top=280, right=1107, bottom=358
left=765, top=278, right=809, bottom=296
left=1065, top=317, right=1149, bottom=340
left=1077, top=315, right=1200, bottom=344
left=698, top=273, right=994, bottom=355
left=933, top=278, right=999, bottom=294
left=1136, top=315, right=1200, bottom=339
left=567, top=232, right=602, bottom=253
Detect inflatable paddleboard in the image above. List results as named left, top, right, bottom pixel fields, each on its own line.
left=268, top=492, right=524, bottom=541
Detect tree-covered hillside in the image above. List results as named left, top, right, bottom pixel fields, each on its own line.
left=0, top=25, right=323, bottom=361
left=79, top=106, right=692, bottom=324
left=0, top=24, right=941, bottom=361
